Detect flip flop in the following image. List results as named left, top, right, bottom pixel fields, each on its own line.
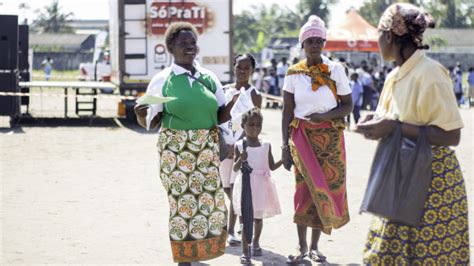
left=227, top=234, right=241, bottom=245
left=240, top=254, right=252, bottom=265
left=308, top=249, right=326, bottom=262
left=251, top=246, right=262, bottom=256
left=286, top=251, right=308, bottom=264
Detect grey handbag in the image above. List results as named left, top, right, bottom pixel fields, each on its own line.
left=217, top=127, right=229, bottom=161
left=360, top=123, right=433, bottom=226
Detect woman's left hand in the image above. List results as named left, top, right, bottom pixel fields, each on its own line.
left=281, top=148, right=292, bottom=171
left=305, top=112, right=328, bottom=123
left=356, top=117, right=398, bottom=140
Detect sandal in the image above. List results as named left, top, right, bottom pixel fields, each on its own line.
left=251, top=246, right=262, bottom=257
left=227, top=234, right=242, bottom=245
left=240, top=254, right=252, bottom=265
left=286, top=248, right=308, bottom=264
left=308, top=249, right=326, bottom=262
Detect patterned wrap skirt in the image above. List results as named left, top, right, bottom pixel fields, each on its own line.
left=289, top=118, right=350, bottom=234
left=363, top=147, right=470, bottom=265
left=157, top=127, right=228, bottom=262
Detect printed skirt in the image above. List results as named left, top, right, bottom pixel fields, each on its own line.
left=290, top=118, right=350, bottom=234
left=363, top=147, right=470, bottom=265
left=157, top=127, right=227, bottom=262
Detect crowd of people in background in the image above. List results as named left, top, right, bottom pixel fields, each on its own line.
left=251, top=56, right=390, bottom=130
left=252, top=56, right=474, bottom=113
left=448, top=62, right=474, bottom=107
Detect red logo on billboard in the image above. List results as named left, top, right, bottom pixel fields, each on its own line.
left=149, top=0, right=211, bottom=35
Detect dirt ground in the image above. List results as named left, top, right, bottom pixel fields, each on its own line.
left=1, top=91, right=473, bottom=265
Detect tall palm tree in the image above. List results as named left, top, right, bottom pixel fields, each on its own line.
left=32, top=0, right=74, bottom=33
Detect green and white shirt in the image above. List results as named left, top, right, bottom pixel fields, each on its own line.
left=145, top=61, right=226, bottom=130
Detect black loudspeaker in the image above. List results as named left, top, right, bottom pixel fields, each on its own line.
left=18, top=25, right=30, bottom=106
left=0, top=15, right=18, bottom=70
left=18, top=25, right=29, bottom=71
left=19, top=72, right=30, bottom=106
left=0, top=73, right=19, bottom=116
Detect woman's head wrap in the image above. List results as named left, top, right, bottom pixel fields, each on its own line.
left=378, top=3, right=435, bottom=48
left=299, top=15, right=327, bottom=44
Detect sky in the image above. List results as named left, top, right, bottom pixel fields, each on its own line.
left=0, top=0, right=365, bottom=27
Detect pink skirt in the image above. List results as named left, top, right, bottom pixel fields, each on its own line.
left=232, top=169, right=281, bottom=219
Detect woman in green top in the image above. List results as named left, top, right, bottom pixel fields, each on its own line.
left=135, top=22, right=235, bottom=265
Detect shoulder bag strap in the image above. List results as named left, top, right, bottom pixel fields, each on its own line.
left=184, top=72, right=215, bottom=93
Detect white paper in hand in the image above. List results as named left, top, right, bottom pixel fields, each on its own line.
left=230, top=87, right=254, bottom=119
left=136, top=94, right=176, bottom=105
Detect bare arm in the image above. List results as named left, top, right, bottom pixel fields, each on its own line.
left=327, top=94, right=353, bottom=119
left=233, top=145, right=247, bottom=172
left=134, top=105, right=162, bottom=129
left=282, top=91, right=295, bottom=146
left=356, top=118, right=461, bottom=146
left=268, top=144, right=283, bottom=171
left=306, top=94, right=353, bottom=122
left=217, top=104, right=233, bottom=124
left=281, top=91, right=295, bottom=170
left=251, top=90, right=262, bottom=108
left=402, top=124, right=460, bottom=146
left=217, top=94, right=239, bottom=124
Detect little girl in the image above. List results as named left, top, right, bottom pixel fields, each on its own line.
left=232, top=108, right=282, bottom=264
left=219, top=53, right=262, bottom=245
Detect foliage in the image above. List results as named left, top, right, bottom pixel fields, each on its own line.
left=357, top=0, right=473, bottom=29
left=357, top=0, right=392, bottom=27
left=296, top=0, right=338, bottom=23
left=425, top=0, right=473, bottom=28
left=233, top=0, right=338, bottom=54
left=31, top=0, right=74, bottom=33
left=425, top=35, right=448, bottom=50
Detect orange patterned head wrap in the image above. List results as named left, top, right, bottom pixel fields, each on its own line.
left=378, top=3, right=435, bottom=48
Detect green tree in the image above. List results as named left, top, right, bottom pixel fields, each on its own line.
left=425, top=0, right=473, bottom=28
left=357, top=0, right=473, bottom=29
left=233, top=9, right=259, bottom=53
left=357, top=0, right=393, bottom=27
left=233, top=0, right=339, bottom=54
left=295, top=0, right=338, bottom=23
left=233, top=3, right=293, bottom=53
left=425, top=35, right=448, bottom=50
left=32, top=0, right=74, bottom=33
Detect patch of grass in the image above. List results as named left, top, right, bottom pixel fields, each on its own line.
left=31, top=69, right=81, bottom=81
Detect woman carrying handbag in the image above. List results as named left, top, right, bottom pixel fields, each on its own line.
left=356, top=3, right=470, bottom=264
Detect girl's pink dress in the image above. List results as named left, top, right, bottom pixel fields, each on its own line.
left=232, top=139, right=281, bottom=219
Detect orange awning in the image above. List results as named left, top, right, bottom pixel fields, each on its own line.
left=326, top=9, right=379, bottom=52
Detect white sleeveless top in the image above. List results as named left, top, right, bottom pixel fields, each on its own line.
left=219, top=85, right=259, bottom=145
left=235, top=139, right=271, bottom=177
